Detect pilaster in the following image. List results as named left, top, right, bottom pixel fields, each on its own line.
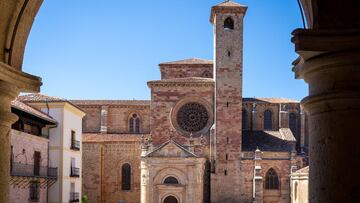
left=100, top=106, right=108, bottom=134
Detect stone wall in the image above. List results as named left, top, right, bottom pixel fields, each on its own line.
left=148, top=81, right=214, bottom=147
left=73, top=102, right=150, bottom=134
left=82, top=134, right=141, bottom=203
left=160, top=64, right=213, bottom=79
left=107, top=106, right=150, bottom=134
left=240, top=151, right=294, bottom=203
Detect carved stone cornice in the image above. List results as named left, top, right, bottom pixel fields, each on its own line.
left=292, top=29, right=360, bottom=115
left=147, top=79, right=214, bottom=88
left=0, top=62, right=41, bottom=92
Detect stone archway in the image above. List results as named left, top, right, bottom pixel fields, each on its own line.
left=163, top=195, right=179, bottom=203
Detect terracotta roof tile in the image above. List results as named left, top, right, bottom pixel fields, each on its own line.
left=11, top=100, right=57, bottom=124
left=18, top=93, right=67, bottom=103
left=71, top=100, right=150, bottom=106
left=18, top=93, right=85, bottom=114
left=159, top=58, right=213, bottom=65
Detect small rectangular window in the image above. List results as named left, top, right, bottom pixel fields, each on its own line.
left=29, top=182, right=40, bottom=201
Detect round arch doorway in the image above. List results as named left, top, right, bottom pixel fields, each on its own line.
left=163, top=195, right=178, bottom=203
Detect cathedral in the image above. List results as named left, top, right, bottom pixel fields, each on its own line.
left=73, top=1, right=309, bottom=203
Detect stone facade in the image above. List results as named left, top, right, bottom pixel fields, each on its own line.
left=159, top=59, right=213, bottom=79
left=81, top=134, right=142, bottom=203
left=78, top=1, right=309, bottom=203
left=290, top=167, right=308, bottom=203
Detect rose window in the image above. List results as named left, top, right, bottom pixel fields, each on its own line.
left=176, top=102, right=209, bottom=133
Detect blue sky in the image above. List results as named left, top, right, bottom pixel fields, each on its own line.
left=23, top=0, right=307, bottom=101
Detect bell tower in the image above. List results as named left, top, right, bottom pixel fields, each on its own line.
left=210, top=1, right=247, bottom=202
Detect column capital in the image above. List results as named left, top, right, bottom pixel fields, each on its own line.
left=0, top=62, right=42, bottom=92
left=292, top=29, right=360, bottom=115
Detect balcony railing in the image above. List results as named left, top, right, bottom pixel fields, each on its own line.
left=71, top=139, right=80, bottom=151
left=11, top=162, right=57, bottom=178
left=70, top=167, right=80, bottom=177
left=69, top=192, right=80, bottom=202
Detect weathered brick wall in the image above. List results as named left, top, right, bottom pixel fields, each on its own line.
left=76, top=103, right=150, bottom=134
left=240, top=152, right=293, bottom=203
left=10, top=130, right=49, bottom=203
left=242, top=103, right=280, bottom=131
left=10, top=186, right=47, bottom=203
left=211, top=6, right=246, bottom=202
left=82, top=143, right=101, bottom=203
left=107, top=106, right=150, bottom=134
left=82, top=135, right=141, bottom=203
left=81, top=106, right=101, bottom=133
left=148, top=82, right=214, bottom=147
left=160, top=64, right=213, bottom=79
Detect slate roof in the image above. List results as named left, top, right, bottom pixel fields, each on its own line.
left=11, top=100, right=57, bottom=124
left=242, top=129, right=296, bottom=152
left=159, top=58, right=213, bottom=65
left=243, top=98, right=299, bottom=103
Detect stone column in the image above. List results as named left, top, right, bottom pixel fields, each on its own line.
left=292, top=29, right=360, bottom=202
left=0, top=81, right=19, bottom=203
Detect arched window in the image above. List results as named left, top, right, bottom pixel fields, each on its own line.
left=265, top=168, right=279, bottom=190
left=224, top=17, right=234, bottom=30
left=163, top=196, right=178, bottom=203
left=242, top=109, right=247, bottom=129
left=163, top=176, right=179, bottom=184
left=264, top=110, right=273, bottom=130
left=121, top=163, right=131, bottom=190
left=129, top=113, right=140, bottom=133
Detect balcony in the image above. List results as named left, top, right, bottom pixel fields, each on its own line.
left=70, top=167, right=80, bottom=177
left=71, top=139, right=80, bottom=151
left=11, top=162, right=57, bottom=179
left=69, top=192, right=80, bottom=203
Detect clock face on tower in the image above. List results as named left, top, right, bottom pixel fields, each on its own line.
left=176, top=102, right=209, bottom=133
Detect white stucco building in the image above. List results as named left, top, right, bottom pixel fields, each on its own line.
left=18, top=94, right=85, bottom=203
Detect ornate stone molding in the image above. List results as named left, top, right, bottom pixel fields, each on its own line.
left=0, top=62, right=41, bottom=92
left=147, top=81, right=214, bottom=88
